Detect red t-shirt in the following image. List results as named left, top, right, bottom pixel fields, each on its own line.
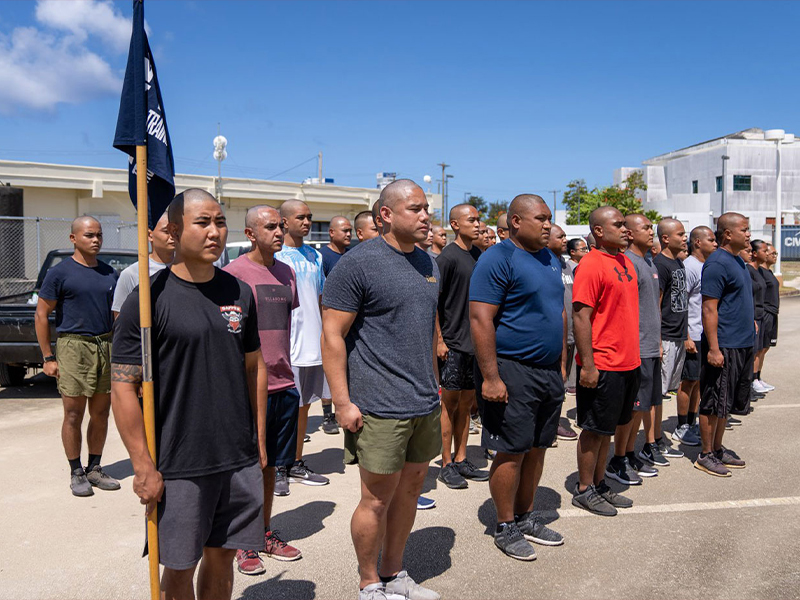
left=572, top=249, right=641, bottom=372
left=224, top=255, right=299, bottom=393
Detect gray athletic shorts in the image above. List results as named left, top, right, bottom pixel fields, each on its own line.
left=155, top=462, right=264, bottom=570
left=292, top=365, right=329, bottom=406
left=661, top=340, right=686, bottom=393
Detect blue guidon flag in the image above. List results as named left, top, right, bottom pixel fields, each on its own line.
left=113, top=0, right=175, bottom=229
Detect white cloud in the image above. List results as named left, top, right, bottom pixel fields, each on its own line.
left=0, top=1, right=133, bottom=114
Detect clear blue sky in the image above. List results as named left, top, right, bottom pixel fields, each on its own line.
left=1, top=1, right=798, bottom=208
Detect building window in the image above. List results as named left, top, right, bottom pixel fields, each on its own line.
left=692, top=180, right=698, bottom=194
left=716, top=176, right=723, bottom=193
left=733, top=175, right=751, bottom=191
left=309, top=221, right=330, bottom=241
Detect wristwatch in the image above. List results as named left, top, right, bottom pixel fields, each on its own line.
left=44, top=355, right=57, bottom=362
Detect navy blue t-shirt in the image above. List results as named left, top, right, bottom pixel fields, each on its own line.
left=469, top=239, right=564, bottom=365
left=320, top=245, right=346, bottom=277
left=38, top=257, right=117, bottom=336
left=701, top=249, right=754, bottom=349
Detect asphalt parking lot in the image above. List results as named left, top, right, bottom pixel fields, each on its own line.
left=1, top=298, right=799, bottom=600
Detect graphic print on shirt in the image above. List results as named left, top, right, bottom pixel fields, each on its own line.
left=614, top=264, right=633, bottom=282
left=670, top=268, right=688, bottom=313
left=220, top=304, right=243, bottom=333
left=255, top=284, right=293, bottom=331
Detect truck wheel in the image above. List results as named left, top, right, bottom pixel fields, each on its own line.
left=0, top=364, right=27, bottom=387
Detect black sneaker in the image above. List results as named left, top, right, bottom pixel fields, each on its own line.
left=288, top=460, right=329, bottom=486
left=321, top=412, right=339, bottom=435
left=658, top=439, right=684, bottom=459
left=454, top=459, right=490, bottom=482
left=639, top=443, right=669, bottom=467
left=604, top=457, right=642, bottom=486
left=515, top=512, right=564, bottom=546
left=438, top=462, right=468, bottom=489
left=494, top=522, right=536, bottom=560
left=727, top=416, right=742, bottom=427
left=595, top=479, right=633, bottom=508
left=627, top=452, right=658, bottom=478
left=571, top=483, right=617, bottom=516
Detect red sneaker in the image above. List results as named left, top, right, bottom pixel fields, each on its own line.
left=235, top=549, right=266, bottom=575
left=263, top=530, right=302, bottom=561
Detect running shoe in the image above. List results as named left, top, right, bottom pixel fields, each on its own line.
left=565, top=386, right=577, bottom=396
left=672, top=423, right=701, bottom=446
left=236, top=549, right=266, bottom=575
left=727, top=416, right=742, bottom=427
left=469, top=420, right=479, bottom=435
left=303, top=433, right=311, bottom=443
left=557, top=423, right=578, bottom=441
left=639, top=443, right=669, bottom=467
left=360, top=583, right=388, bottom=600
left=758, top=379, right=775, bottom=391
left=70, top=468, right=93, bottom=497
left=484, top=449, right=496, bottom=460
left=694, top=452, right=731, bottom=477
left=515, top=512, right=564, bottom=546
left=84, top=465, right=120, bottom=491
left=438, top=462, right=468, bottom=489
left=263, top=530, right=302, bottom=561
left=274, top=466, right=290, bottom=496
left=752, top=380, right=770, bottom=394
left=626, top=452, right=658, bottom=478
left=605, top=457, right=642, bottom=486
left=416, top=496, right=436, bottom=510
left=715, top=446, right=746, bottom=469
left=471, top=413, right=482, bottom=429
left=322, top=412, right=339, bottom=434
left=595, top=480, right=633, bottom=508
left=454, top=459, right=490, bottom=482
left=571, top=483, right=617, bottom=517
left=384, top=570, right=441, bottom=600
left=658, top=439, right=684, bottom=459
left=493, top=522, right=537, bottom=561
left=289, top=460, right=329, bottom=486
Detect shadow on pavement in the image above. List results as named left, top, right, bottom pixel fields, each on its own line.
left=103, top=458, right=134, bottom=480
left=270, top=500, right=335, bottom=542
left=0, top=373, right=59, bottom=399
left=239, top=571, right=316, bottom=600
left=303, top=447, right=344, bottom=476
left=420, top=465, right=439, bottom=494
left=306, top=415, right=323, bottom=433
left=402, top=526, right=455, bottom=583
left=477, top=486, right=563, bottom=535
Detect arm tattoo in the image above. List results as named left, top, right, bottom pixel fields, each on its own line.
left=111, top=363, right=143, bottom=384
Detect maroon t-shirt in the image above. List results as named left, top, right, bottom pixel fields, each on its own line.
left=224, top=255, right=299, bottom=393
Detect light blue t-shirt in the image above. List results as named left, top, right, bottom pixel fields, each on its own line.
left=469, top=239, right=564, bottom=365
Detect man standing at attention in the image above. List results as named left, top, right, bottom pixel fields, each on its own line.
left=495, top=213, right=509, bottom=241
left=571, top=207, right=640, bottom=516
left=354, top=210, right=379, bottom=243
left=276, top=200, right=334, bottom=482
left=471, top=194, right=567, bottom=559
left=695, top=212, right=751, bottom=476
left=225, top=205, right=303, bottom=574
left=112, top=190, right=267, bottom=600
left=473, top=221, right=490, bottom=251
left=431, top=224, right=448, bottom=255
left=35, top=216, right=120, bottom=497
left=322, top=180, right=442, bottom=600
left=435, top=203, right=488, bottom=489
left=320, top=216, right=352, bottom=277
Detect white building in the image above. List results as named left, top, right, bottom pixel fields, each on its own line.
left=615, top=128, right=800, bottom=239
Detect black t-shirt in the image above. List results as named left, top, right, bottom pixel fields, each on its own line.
left=760, top=267, right=780, bottom=314
left=747, top=264, right=766, bottom=320
left=436, top=243, right=481, bottom=354
left=320, top=245, right=345, bottom=277
left=112, top=268, right=261, bottom=479
left=654, top=253, right=688, bottom=341
left=38, top=257, right=117, bottom=335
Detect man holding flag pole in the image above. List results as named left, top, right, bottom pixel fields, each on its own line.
left=111, top=3, right=268, bottom=599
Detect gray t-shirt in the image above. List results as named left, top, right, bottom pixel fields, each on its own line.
left=684, top=255, right=703, bottom=341
left=111, top=257, right=170, bottom=312
left=322, top=237, right=440, bottom=419
left=626, top=250, right=661, bottom=358
left=560, top=257, right=575, bottom=345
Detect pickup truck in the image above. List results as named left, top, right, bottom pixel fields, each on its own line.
left=0, top=248, right=138, bottom=387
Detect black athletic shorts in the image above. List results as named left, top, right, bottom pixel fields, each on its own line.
left=155, top=462, right=264, bottom=570
left=699, top=337, right=754, bottom=418
left=475, top=357, right=564, bottom=453
left=762, top=312, right=778, bottom=348
left=681, top=342, right=701, bottom=382
left=754, top=318, right=764, bottom=353
left=633, top=357, right=662, bottom=412
left=576, top=366, right=640, bottom=436
left=439, top=349, right=475, bottom=391
left=266, top=387, right=300, bottom=468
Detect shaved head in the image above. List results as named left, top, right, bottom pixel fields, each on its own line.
left=716, top=212, right=746, bottom=238
left=71, top=215, right=100, bottom=234
left=449, top=203, right=475, bottom=222
left=624, top=213, right=649, bottom=230
left=279, top=199, right=309, bottom=219
left=378, top=179, right=423, bottom=210
left=690, top=225, right=713, bottom=247
left=432, top=225, right=445, bottom=235
left=508, top=194, right=547, bottom=220
left=354, top=210, right=374, bottom=231
left=497, top=213, right=508, bottom=229
left=330, top=215, right=350, bottom=229
left=168, top=188, right=219, bottom=225
left=245, top=205, right=280, bottom=229
left=656, top=217, right=683, bottom=242
left=588, top=206, right=622, bottom=230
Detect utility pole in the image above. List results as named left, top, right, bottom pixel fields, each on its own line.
left=548, top=190, right=560, bottom=219
left=318, top=151, right=323, bottom=184
left=721, top=153, right=729, bottom=216
left=437, top=162, right=450, bottom=221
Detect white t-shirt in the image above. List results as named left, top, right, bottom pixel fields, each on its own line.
left=275, top=244, right=325, bottom=366
left=111, top=257, right=170, bottom=313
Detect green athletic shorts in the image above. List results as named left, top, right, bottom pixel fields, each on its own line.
left=344, top=405, right=442, bottom=475
left=55, top=333, right=112, bottom=397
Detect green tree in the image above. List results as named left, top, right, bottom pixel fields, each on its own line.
left=487, top=201, right=509, bottom=225
left=465, top=195, right=488, bottom=220
left=562, top=172, right=662, bottom=225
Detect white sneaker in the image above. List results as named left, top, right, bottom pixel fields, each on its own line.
left=758, top=379, right=775, bottom=391
left=752, top=380, right=769, bottom=394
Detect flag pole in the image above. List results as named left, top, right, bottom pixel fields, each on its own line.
left=135, top=144, right=160, bottom=600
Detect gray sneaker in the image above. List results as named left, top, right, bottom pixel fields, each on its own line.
left=658, top=439, right=685, bottom=458
left=70, top=468, right=93, bottom=497
left=493, top=522, right=536, bottom=561
left=289, top=460, right=330, bottom=486
left=360, top=583, right=388, bottom=600
left=516, top=512, right=564, bottom=546
left=694, top=452, right=731, bottom=477
left=595, top=479, right=633, bottom=508
left=639, top=443, right=669, bottom=467
left=322, top=413, right=339, bottom=435
left=571, top=483, right=617, bottom=516
left=454, top=459, right=490, bottom=482
left=716, top=446, right=746, bottom=469
left=84, top=465, right=121, bottom=491
left=627, top=453, right=658, bottom=478
left=274, top=467, right=290, bottom=496
left=672, top=424, right=701, bottom=446
left=384, top=570, right=440, bottom=600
